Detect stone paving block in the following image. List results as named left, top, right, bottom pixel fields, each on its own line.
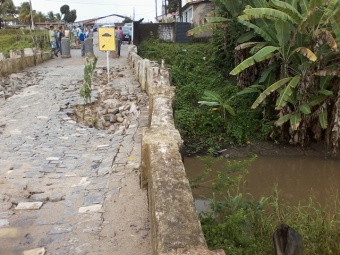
left=0, top=228, right=19, bottom=238
left=78, top=204, right=102, bottom=213
left=0, top=219, right=9, bottom=227
left=46, top=157, right=60, bottom=161
left=83, top=193, right=104, bottom=206
left=48, top=226, right=73, bottom=235
left=23, top=247, right=46, bottom=255
left=15, top=202, right=43, bottom=210
left=23, top=171, right=45, bottom=178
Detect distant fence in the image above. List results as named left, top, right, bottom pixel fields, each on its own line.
left=133, top=22, right=192, bottom=46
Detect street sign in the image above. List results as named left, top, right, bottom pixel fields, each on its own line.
left=98, top=27, right=116, bottom=51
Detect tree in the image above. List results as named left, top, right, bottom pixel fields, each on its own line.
left=18, top=1, right=31, bottom=25
left=60, top=4, right=76, bottom=23
left=167, top=0, right=179, bottom=13
left=122, top=17, right=132, bottom=23
left=46, top=11, right=56, bottom=22
left=0, top=0, right=16, bottom=28
left=187, top=0, right=340, bottom=151
left=34, top=11, right=45, bottom=22
left=55, top=13, right=61, bottom=21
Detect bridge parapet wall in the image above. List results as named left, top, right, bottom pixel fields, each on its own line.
left=128, top=45, right=225, bottom=255
left=0, top=48, right=52, bottom=77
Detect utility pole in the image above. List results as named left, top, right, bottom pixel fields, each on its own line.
left=29, top=0, right=35, bottom=29
left=155, top=0, right=158, bottom=22
left=179, top=0, right=182, bottom=22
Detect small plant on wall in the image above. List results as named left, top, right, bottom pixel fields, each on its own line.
left=80, top=56, right=98, bottom=104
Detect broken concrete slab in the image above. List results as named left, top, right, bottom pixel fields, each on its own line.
left=15, top=202, right=43, bottom=210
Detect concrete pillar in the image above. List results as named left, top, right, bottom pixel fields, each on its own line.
left=84, top=37, right=95, bottom=57
left=61, top=38, right=71, bottom=58
left=109, top=39, right=120, bottom=58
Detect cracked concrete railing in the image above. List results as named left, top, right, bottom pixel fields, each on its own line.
left=0, top=48, right=52, bottom=76
left=128, top=45, right=225, bottom=255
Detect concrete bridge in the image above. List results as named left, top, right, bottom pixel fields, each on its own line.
left=0, top=35, right=224, bottom=255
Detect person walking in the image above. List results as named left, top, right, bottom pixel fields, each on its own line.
left=115, top=27, right=121, bottom=56
left=49, top=25, right=57, bottom=57
left=72, top=26, right=78, bottom=45
left=118, top=27, right=123, bottom=45
left=78, top=28, right=87, bottom=57
left=55, top=26, right=64, bottom=57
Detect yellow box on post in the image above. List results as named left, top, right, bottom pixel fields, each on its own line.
left=98, top=27, right=116, bottom=51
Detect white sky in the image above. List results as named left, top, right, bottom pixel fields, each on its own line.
left=13, top=0, right=162, bottom=23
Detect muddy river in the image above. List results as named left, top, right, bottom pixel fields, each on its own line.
left=185, top=155, right=340, bottom=211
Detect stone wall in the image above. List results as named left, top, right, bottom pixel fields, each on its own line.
left=128, top=45, right=225, bottom=255
left=0, top=48, right=52, bottom=77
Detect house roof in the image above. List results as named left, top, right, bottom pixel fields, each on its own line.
left=182, top=0, right=212, bottom=10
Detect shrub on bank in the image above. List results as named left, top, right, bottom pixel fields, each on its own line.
left=138, top=39, right=273, bottom=154
left=191, top=156, right=340, bottom=254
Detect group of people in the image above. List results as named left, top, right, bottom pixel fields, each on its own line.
left=72, top=25, right=93, bottom=56
left=49, top=24, right=126, bottom=58
left=49, top=25, right=64, bottom=57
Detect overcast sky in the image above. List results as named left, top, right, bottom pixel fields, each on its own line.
left=13, top=0, right=162, bottom=23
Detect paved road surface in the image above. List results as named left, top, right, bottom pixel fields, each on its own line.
left=0, top=35, right=150, bottom=255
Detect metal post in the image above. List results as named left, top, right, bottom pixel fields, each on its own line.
left=29, top=0, right=35, bottom=29
left=107, top=51, right=110, bottom=82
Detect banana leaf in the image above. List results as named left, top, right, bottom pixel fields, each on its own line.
left=224, top=105, right=236, bottom=116
left=299, top=104, right=311, bottom=114
left=244, top=8, right=297, bottom=24
left=275, top=75, right=299, bottom=109
left=238, top=16, right=276, bottom=43
left=251, top=77, right=292, bottom=109
left=270, top=0, right=303, bottom=23
left=275, top=113, right=292, bottom=126
left=237, top=31, right=257, bottom=43
left=230, top=46, right=279, bottom=75
left=198, top=101, right=220, bottom=106
left=319, top=89, right=333, bottom=96
left=290, top=112, right=301, bottom=131
left=319, top=109, right=328, bottom=129
left=291, top=47, right=317, bottom=61
left=236, top=85, right=265, bottom=95
left=235, top=41, right=262, bottom=50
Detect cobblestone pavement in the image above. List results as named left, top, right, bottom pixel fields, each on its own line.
left=0, top=37, right=150, bottom=255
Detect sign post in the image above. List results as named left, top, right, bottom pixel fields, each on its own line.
left=98, top=27, right=116, bottom=82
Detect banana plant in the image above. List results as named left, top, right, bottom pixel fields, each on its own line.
left=230, top=0, right=340, bottom=142
left=198, top=90, right=236, bottom=120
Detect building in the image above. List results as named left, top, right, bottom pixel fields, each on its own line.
left=181, top=0, right=215, bottom=27
left=34, top=22, right=66, bottom=30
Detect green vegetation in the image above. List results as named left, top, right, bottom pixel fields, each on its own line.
left=139, top=0, right=340, bottom=154
left=139, top=39, right=272, bottom=154
left=0, top=29, right=50, bottom=57
left=80, top=56, right=98, bottom=105
left=139, top=0, right=340, bottom=253
left=190, top=156, right=340, bottom=254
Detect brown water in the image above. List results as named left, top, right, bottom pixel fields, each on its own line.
left=185, top=155, right=340, bottom=210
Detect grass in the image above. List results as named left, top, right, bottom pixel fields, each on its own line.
left=0, top=29, right=50, bottom=57
left=190, top=156, right=340, bottom=254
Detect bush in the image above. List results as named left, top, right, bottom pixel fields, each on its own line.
left=138, top=39, right=274, bottom=154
